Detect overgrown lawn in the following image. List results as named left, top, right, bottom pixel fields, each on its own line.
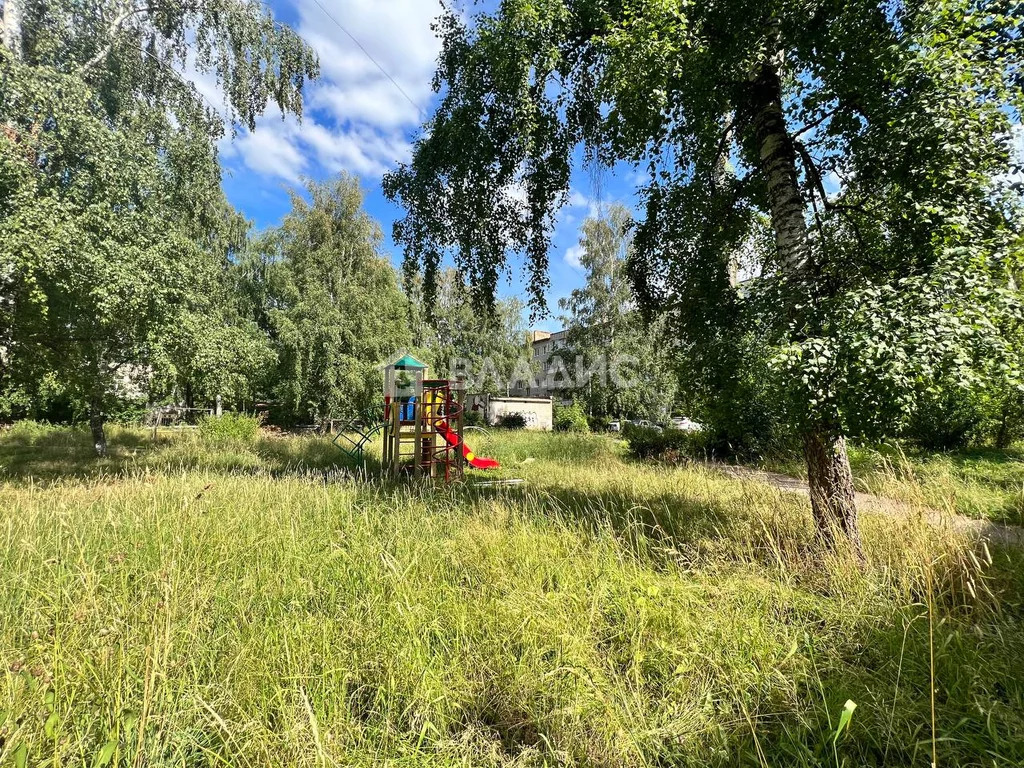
left=1, top=426, right=1023, bottom=766
left=767, top=442, right=1024, bottom=525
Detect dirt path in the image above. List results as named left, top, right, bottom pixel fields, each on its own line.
left=703, top=462, right=1024, bottom=547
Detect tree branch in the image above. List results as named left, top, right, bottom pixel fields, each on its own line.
left=79, top=3, right=159, bottom=74
left=710, top=114, right=736, bottom=194
left=792, top=107, right=840, bottom=139
left=795, top=140, right=868, bottom=215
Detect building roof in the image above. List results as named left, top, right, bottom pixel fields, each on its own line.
left=530, top=329, right=567, bottom=345
left=388, top=353, right=428, bottom=370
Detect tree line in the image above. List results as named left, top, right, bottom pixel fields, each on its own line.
left=0, top=167, right=543, bottom=440
left=0, top=0, right=681, bottom=449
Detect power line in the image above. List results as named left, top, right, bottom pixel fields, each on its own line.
left=308, top=0, right=424, bottom=119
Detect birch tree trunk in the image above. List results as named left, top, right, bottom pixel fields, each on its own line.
left=89, top=390, right=108, bottom=457
left=749, top=59, right=863, bottom=559
left=803, top=430, right=863, bottom=554
left=2, top=0, right=21, bottom=57
left=750, top=63, right=811, bottom=274
left=88, top=351, right=109, bottom=457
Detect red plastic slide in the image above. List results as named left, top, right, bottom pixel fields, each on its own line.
left=434, top=420, right=500, bottom=469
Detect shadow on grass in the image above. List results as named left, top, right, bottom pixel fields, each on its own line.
left=0, top=427, right=373, bottom=485
left=350, top=481, right=1024, bottom=765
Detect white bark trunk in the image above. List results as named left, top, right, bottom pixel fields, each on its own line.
left=750, top=63, right=811, bottom=274
left=749, top=58, right=862, bottom=556
left=3, top=0, right=22, bottom=58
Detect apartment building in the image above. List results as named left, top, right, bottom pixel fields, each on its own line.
left=511, top=329, right=572, bottom=403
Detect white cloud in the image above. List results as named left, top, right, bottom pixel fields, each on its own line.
left=567, top=189, right=589, bottom=208
left=505, top=182, right=529, bottom=207
left=822, top=170, right=842, bottom=200
left=213, top=0, right=444, bottom=184
left=564, top=244, right=584, bottom=270
left=224, top=117, right=309, bottom=183
left=566, top=188, right=603, bottom=218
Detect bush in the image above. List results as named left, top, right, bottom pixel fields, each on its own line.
left=624, top=423, right=704, bottom=461
left=554, top=401, right=590, bottom=433
left=496, top=412, right=527, bottom=430
left=587, top=414, right=611, bottom=433
left=904, top=387, right=986, bottom=451
left=676, top=332, right=794, bottom=460
left=198, top=412, right=262, bottom=444
left=2, top=420, right=66, bottom=445
left=464, top=409, right=485, bottom=427
left=106, top=400, right=150, bottom=426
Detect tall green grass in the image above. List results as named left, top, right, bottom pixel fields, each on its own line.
left=1, top=426, right=1023, bottom=766
left=767, top=443, right=1024, bottom=525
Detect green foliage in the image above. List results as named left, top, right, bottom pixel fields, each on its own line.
left=395, top=371, right=415, bottom=391
left=463, top=408, right=485, bottom=427
left=892, top=278, right=1024, bottom=451
left=0, top=373, right=78, bottom=425
left=18, top=0, right=318, bottom=134
left=0, top=383, right=35, bottom=423
left=236, top=176, right=411, bottom=426
left=1, top=2, right=317, bottom=453
left=383, top=0, right=1024, bottom=537
left=104, top=399, right=150, bottom=427
left=496, top=412, right=527, bottom=430
left=676, top=332, right=795, bottom=460
left=554, top=400, right=590, bottom=433
left=417, top=268, right=533, bottom=395
left=557, top=205, right=677, bottom=421
left=2, top=419, right=65, bottom=445
left=905, top=386, right=989, bottom=451
left=624, top=424, right=703, bottom=462
left=1, top=53, right=215, bottom=423
left=151, top=306, right=276, bottom=411
left=197, top=413, right=262, bottom=445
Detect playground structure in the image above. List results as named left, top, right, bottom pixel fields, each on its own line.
left=335, top=354, right=499, bottom=479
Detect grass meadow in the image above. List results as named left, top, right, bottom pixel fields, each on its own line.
left=1, top=423, right=1024, bottom=766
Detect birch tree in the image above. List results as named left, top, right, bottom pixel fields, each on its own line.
left=558, top=205, right=677, bottom=421
left=238, top=176, right=412, bottom=426
left=384, top=0, right=1024, bottom=557
left=1, top=0, right=316, bottom=454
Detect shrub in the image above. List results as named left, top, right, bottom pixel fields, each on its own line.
left=496, top=412, right=527, bottom=430
left=587, top=414, right=611, bottom=433
left=106, top=400, right=150, bottom=426
left=464, top=409, right=485, bottom=427
left=676, top=332, right=793, bottom=460
left=624, top=423, right=704, bottom=462
left=904, top=387, right=986, bottom=451
left=554, top=401, right=590, bottom=433
left=198, top=412, right=262, bottom=444
left=2, top=420, right=66, bottom=445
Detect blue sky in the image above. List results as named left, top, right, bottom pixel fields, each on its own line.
left=194, top=0, right=641, bottom=332
left=201, top=2, right=1024, bottom=332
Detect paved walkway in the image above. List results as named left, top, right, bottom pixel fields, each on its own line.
left=703, top=462, right=1024, bottom=547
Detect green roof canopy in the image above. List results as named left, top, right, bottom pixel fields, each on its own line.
left=389, top=354, right=428, bottom=370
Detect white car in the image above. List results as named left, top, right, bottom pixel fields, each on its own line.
left=631, top=419, right=662, bottom=431
left=670, top=416, right=703, bottom=432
